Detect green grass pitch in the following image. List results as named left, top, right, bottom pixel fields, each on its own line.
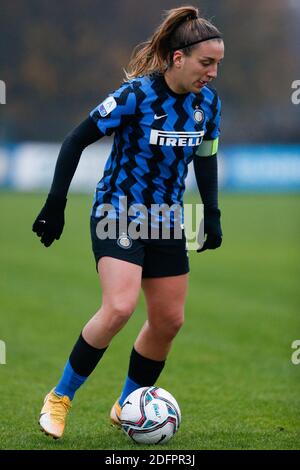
left=0, top=192, right=299, bottom=450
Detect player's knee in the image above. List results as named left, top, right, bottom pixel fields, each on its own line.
left=151, top=311, right=184, bottom=341
left=167, top=315, right=184, bottom=338
left=108, top=300, right=136, bottom=328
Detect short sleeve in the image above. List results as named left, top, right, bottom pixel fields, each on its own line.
left=195, top=92, right=221, bottom=157
left=90, top=82, right=137, bottom=136
left=204, top=93, right=221, bottom=141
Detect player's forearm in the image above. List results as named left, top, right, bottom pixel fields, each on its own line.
left=49, top=116, right=102, bottom=199
left=193, top=153, right=219, bottom=210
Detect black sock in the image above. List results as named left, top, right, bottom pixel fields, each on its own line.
left=128, top=347, right=166, bottom=385
left=69, top=332, right=108, bottom=377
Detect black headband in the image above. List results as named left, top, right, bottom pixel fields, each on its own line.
left=172, top=35, right=222, bottom=51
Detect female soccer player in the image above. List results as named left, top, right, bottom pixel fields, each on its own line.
left=33, top=5, right=224, bottom=438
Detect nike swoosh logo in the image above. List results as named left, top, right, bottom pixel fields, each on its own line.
left=122, top=400, right=132, bottom=408
left=154, top=114, right=168, bottom=120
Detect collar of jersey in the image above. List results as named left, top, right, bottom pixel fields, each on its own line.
left=154, top=73, right=191, bottom=100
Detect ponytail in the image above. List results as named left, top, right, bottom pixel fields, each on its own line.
left=124, top=6, right=222, bottom=80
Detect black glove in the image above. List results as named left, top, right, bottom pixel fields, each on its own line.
left=197, top=207, right=222, bottom=253
left=32, top=194, right=67, bottom=247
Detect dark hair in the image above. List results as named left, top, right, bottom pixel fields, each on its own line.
left=125, top=5, right=222, bottom=79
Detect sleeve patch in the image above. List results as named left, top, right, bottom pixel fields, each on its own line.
left=97, top=96, right=117, bottom=117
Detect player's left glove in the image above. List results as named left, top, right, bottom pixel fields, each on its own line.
left=197, top=207, right=222, bottom=253
left=32, top=194, right=67, bottom=247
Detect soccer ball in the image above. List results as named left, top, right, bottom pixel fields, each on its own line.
left=120, top=386, right=181, bottom=444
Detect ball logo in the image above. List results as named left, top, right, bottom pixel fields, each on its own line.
left=193, top=108, right=204, bottom=123
left=117, top=233, right=132, bottom=249
left=152, top=403, right=161, bottom=419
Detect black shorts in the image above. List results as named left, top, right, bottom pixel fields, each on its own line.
left=90, top=216, right=189, bottom=278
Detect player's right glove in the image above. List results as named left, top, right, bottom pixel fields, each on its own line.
left=197, top=207, right=222, bottom=253
left=32, top=194, right=67, bottom=247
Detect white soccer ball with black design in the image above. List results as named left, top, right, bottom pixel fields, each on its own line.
left=120, top=386, right=181, bottom=444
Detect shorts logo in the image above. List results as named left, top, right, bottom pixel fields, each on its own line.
left=117, top=233, right=133, bottom=249
left=98, top=96, right=117, bottom=117
left=193, top=108, right=205, bottom=123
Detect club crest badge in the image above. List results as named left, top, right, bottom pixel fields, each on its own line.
left=193, top=108, right=205, bottom=124
left=117, top=233, right=133, bottom=249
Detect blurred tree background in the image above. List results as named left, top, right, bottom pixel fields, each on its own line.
left=0, top=0, right=299, bottom=143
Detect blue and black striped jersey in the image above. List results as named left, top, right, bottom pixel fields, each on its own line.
left=90, top=73, right=221, bottom=222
